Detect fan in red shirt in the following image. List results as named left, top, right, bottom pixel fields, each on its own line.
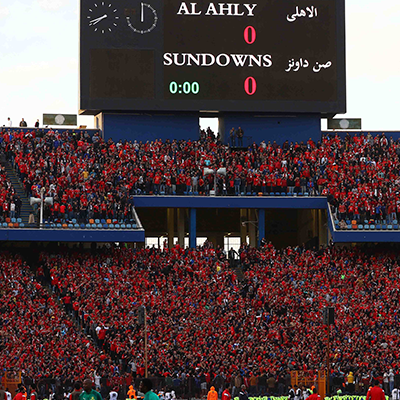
left=222, top=384, right=231, bottom=400
left=307, top=388, right=321, bottom=400
left=366, top=381, right=385, bottom=400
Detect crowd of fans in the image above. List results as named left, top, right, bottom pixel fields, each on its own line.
left=0, top=253, right=110, bottom=387
left=29, top=243, right=400, bottom=397
left=1, top=128, right=400, bottom=224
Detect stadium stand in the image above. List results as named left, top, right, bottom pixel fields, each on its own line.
left=29, top=242, right=400, bottom=396
left=1, top=129, right=400, bottom=230
left=0, top=252, right=107, bottom=381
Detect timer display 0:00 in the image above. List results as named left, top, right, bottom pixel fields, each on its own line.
left=169, top=81, right=200, bottom=95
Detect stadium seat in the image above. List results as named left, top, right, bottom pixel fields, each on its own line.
left=17, top=218, right=22, bottom=223
left=68, top=224, right=73, bottom=228
left=101, top=219, right=106, bottom=224
left=388, top=225, right=393, bottom=230
left=364, top=225, right=369, bottom=230
left=8, top=223, right=14, bottom=228
left=11, top=218, right=16, bottom=223
left=95, top=219, right=100, bottom=224
left=2, top=222, right=7, bottom=228
left=86, top=224, right=91, bottom=229
left=393, top=220, right=398, bottom=225
left=126, top=224, right=132, bottom=229
left=335, top=224, right=339, bottom=230
left=103, top=224, right=108, bottom=229
left=107, top=219, right=112, bottom=224
left=352, top=224, right=357, bottom=230
left=358, top=224, right=363, bottom=229
left=89, top=219, right=94, bottom=224
left=74, top=224, right=80, bottom=228
left=382, top=225, right=387, bottom=230
left=121, top=224, right=126, bottom=229
left=376, top=224, right=381, bottom=230
left=19, top=223, right=25, bottom=228
left=57, top=223, right=62, bottom=228
left=5, top=218, right=10, bottom=223
left=72, top=219, right=77, bottom=224
left=109, top=224, right=115, bottom=229
left=370, top=225, right=375, bottom=230
left=115, top=224, right=120, bottom=229
left=80, top=224, right=86, bottom=229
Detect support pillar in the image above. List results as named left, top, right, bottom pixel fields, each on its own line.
left=248, top=209, right=257, bottom=248
left=258, top=209, right=265, bottom=247
left=167, top=208, right=174, bottom=249
left=177, top=208, right=185, bottom=247
left=240, top=209, right=247, bottom=245
left=189, top=208, right=197, bottom=248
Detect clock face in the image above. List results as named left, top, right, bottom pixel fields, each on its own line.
left=125, top=2, right=158, bottom=34
left=87, top=1, right=119, bottom=33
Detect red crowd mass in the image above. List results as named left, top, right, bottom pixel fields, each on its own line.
left=1, top=244, right=400, bottom=395
left=0, top=253, right=104, bottom=380
left=1, top=129, right=400, bottom=223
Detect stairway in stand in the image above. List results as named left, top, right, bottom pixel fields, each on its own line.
left=3, top=162, right=34, bottom=224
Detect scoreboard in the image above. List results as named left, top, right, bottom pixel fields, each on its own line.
left=79, top=0, right=346, bottom=114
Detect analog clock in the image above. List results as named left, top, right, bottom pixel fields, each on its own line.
left=125, top=2, right=158, bottom=34
left=87, top=1, right=119, bottom=33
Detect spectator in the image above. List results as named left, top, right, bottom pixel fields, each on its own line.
left=19, top=118, right=27, bottom=127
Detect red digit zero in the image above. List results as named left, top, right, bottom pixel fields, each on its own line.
left=244, top=26, right=256, bottom=44
left=244, top=77, right=257, bottom=95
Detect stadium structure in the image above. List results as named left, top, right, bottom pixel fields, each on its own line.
left=1, top=1, right=400, bottom=400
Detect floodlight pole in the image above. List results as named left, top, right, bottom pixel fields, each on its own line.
left=326, top=323, right=330, bottom=396
left=144, top=307, right=148, bottom=378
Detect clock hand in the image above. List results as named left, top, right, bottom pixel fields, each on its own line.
left=89, top=14, right=108, bottom=25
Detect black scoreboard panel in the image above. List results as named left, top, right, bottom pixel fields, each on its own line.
left=79, top=0, right=346, bottom=114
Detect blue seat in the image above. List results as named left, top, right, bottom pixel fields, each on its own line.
left=97, top=223, right=102, bottom=228
left=376, top=224, right=381, bottom=230
left=74, top=223, right=80, bottom=228
left=11, top=218, right=16, bottom=223
left=335, top=224, right=339, bottom=230
left=184, top=191, right=188, bottom=195
left=304, top=192, right=309, bottom=197
left=393, top=219, right=398, bottom=225
left=91, top=224, right=97, bottom=229
left=194, top=192, right=199, bottom=195
left=121, top=224, right=126, bottom=229
left=95, top=219, right=100, bottom=224
left=270, top=192, right=275, bottom=196
left=160, top=191, right=165, bottom=195
left=126, top=224, right=132, bottom=229
left=86, top=223, right=91, bottom=229
left=370, top=225, right=375, bottom=230
left=45, top=223, right=50, bottom=228
left=115, top=224, right=120, bottom=229
left=394, top=225, right=399, bottom=230
left=388, top=225, right=393, bottom=230
left=101, top=219, right=106, bottom=224
left=358, top=224, right=363, bottom=229
left=80, top=224, right=86, bottom=229
left=364, top=225, right=369, bottom=230
left=2, top=222, right=7, bottom=227
left=246, top=192, right=251, bottom=196
left=103, top=224, right=108, bottom=229
left=346, top=220, right=351, bottom=225
left=275, top=192, right=280, bottom=196
left=298, top=193, right=303, bottom=196
left=132, top=224, right=137, bottom=229
left=17, top=218, right=22, bottom=223
left=20, top=223, right=25, bottom=228
left=382, top=225, right=387, bottom=230
left=72, top=218, right=77, bottom=224
left=109, top=223, right=115, bottom=229
left=68, top=223, right=73, bottom=228
left=57, top=223, right=62, bottom=228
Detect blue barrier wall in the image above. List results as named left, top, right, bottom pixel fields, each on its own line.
left=101, top=113, right=200, bottom=143
left=223, top=114, right=321, bottom=145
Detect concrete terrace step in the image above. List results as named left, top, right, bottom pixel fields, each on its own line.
left=2, top=162, right=34, bottom=224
